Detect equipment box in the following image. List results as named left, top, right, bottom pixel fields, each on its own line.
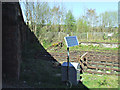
left=61, top=62, right=80, bottom=85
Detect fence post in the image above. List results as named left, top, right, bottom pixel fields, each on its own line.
left=103, top=60, right=107, bottom=74
left=58, top=32, right=60, bottom=40
left=110, top=60, right=114, bottom=74
left=87, top=32, right=88, bottom=41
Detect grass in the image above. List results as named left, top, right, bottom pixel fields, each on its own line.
left=41, top=37, right=119, bottom=53
left=44, top=43, right=119, bottom=88
left=20, top=42, right=66, bottom=88
left=20, top=57, right=88, bottom=88
left=82, top=73, right=119, bottom=88
left=79, top=39, right=119, bottom=43
left=19, top=41, right=88, bottom=88
left=47, top=44, right=118, bottom=53
left=20, top=58, right=66, bottom=88
left=18, top=41, right=119, bottom=88
left=70, top=44, right=118, bottom=51
left=41, top=41, right=119, bottom=88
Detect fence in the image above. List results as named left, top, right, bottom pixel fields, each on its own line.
left=41, top=32, right=119, bottom=43
left=78, top=52, right=120, bottom=76
left=49, top=51, right=120, bottom=76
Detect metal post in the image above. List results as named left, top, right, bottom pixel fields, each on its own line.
left=67, top=47, right=69, bottom=81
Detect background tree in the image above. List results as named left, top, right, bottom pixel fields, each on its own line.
left=23, top=0, right=29, bottom=25
left=76, top=18, right=89, bottom=33
left=100, top=11, right=118, bottom=32
left=64, top=10, right=76, bottom=34
left=86, top=9, right=97, bottom=32
left=19, top=1, right=118, bottom=46
left=51, top=5, right=66, bottom=32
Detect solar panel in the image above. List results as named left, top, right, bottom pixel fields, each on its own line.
left=64, top=36, right=79, bottom=47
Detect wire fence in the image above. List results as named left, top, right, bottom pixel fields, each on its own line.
left=40, top=32, right=119, bottom=43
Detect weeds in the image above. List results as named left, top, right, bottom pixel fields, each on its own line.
left=82, top=73, right=119, bottom=88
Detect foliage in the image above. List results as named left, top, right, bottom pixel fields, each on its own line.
left=82, top=73, right=119, bottom=88
left=86, top=9, right=97, bottom=27
left=70, top=44, right=118, bottom=52
left=19, top=2, right=118, bottom=50
left=64, top=10, right=76, bottom=34
left=76, top=18, right=89, bottom=33
left=99, top=11, right=118, bottom=32
left=100, top=11, right=118, bottom=27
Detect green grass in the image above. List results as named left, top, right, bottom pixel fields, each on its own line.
left=80, top=39, right=119, bottom=43
left=70, top=44, right=118, bottom=51
left=47, top=44, right=118, bottom=53
left=19, top=41, right=119, bottom=88
left=19, top=41, right=88, bottom=88
left=20, top=58, right=66, bottom=88
left=82, top=73, right=119, bottom=88
left=41, top=38, right=119, bottom=53
left=20, top=41, right=66, bottom=88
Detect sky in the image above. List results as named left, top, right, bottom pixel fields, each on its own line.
left=48, top=2, right=118, bottom=20
left=19, top=1, right=118, bottom=21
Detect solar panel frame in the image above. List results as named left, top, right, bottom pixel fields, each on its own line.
left=64, top=36, right=79, bottom=47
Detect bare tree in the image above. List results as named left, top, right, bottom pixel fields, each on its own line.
left=86, top=9, right=97, bottom=32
